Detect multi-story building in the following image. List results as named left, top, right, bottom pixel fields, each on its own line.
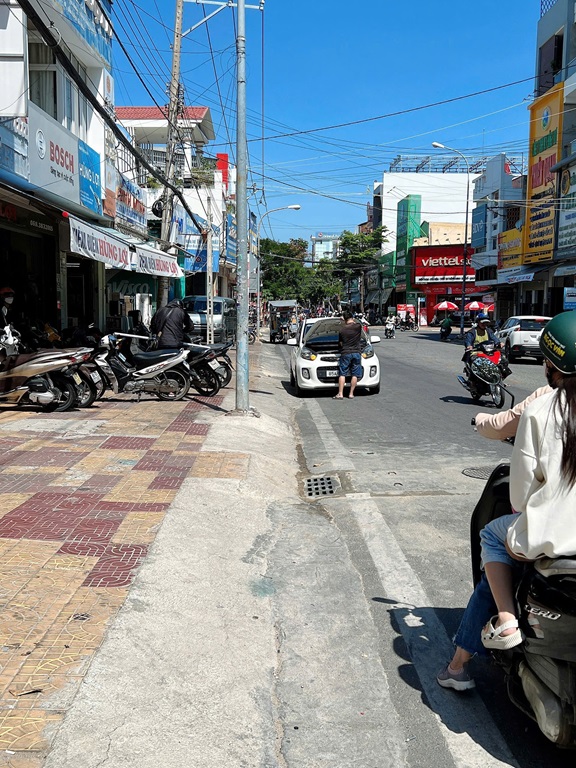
left=310, top=233, right=340, bottom=262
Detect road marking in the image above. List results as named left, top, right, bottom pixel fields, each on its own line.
left=304, top=400, right=355, bottom=470
left=311, top=409, right=519, bottom=768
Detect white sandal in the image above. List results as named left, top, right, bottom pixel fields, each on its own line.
left=481, top=616, right=523, bottom=650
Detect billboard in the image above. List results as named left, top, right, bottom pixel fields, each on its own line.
left=524, top=83, right=564, bottom=264
left=78, top=140, right=102, bottom=214
left=498, top=229, right=523, bottom=269
left=396, top=195, right=422, bottom=292
left=471, top=204, right=487, bottom=249
left=558, top=165, right=576, bottom=251
left=413, top=244, right=475, bottom=284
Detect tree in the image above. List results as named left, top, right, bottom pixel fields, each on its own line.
left=333, top=227, right=388, bottom=311
left=260, top=238, right=343, bottom=306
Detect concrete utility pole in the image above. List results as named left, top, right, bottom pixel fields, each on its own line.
left=206, top=194, right=214, bottom=344
left=235, top=0, right=249, bottom=411
left=159, top=0, right=185, bottom=308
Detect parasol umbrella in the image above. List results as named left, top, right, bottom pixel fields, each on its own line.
left=434, top=301, right=459, bottom=311
left=465, top=301, right=486, bottom=311
left=485, top=303, right=495, bottom=312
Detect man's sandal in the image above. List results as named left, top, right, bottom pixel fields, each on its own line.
left=481, top=616, right=523, bottom=650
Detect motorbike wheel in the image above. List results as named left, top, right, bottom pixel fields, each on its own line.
left=248, top=330, right=256, bottom=345
left=192, top=364, right=221, bottom=397
left=156, top=367, right=190, bottom=401
left=76, top=372, right=98, bottom=408
left=43, top=375, right=78, bottom=412
left=216, top=362, right=233, bottom=388
left=491, top=385, right=505, bottom=409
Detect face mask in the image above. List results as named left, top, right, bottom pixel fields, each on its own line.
left=3, top=297, right=14, bottom=305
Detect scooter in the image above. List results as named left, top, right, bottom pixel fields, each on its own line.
left=181, top=340, right=223, bottom=396
left=457, top=342, right=512, bottom=409
left=471, top=464, right=576, bottom=747
left=189, top=337, right=234, bottom=388
left=93, top=333, right=191, bottom=401
left=0, top=326, right=91, bottom=412
left=384, top=321, right=396, bottom=339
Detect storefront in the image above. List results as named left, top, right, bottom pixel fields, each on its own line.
left=411, top=244, right=476, bottom=323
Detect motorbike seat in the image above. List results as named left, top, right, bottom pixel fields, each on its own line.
left=132, top=349, right=181, bottom=363
left=535, top=558, right=576, bottom=578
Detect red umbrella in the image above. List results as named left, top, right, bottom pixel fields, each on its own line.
left=465, top=301, right=486, bottom=311
left=433, top=301, right=458, bottom=310
left=485, top=304, right=495, bottom=312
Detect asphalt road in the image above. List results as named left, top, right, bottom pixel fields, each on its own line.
left=273, top=328, right=570, bottom=768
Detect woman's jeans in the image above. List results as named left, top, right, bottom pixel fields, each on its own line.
left=454, top=513, right=522, bottom=657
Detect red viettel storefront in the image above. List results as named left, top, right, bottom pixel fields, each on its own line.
left=411, top=244, right=477, bottom=324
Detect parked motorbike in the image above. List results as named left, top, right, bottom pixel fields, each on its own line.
left=457, top=341, right=512, bottom=409
left=181, top=341, right=223, bottom=396
left=0, top=326, right=91, bottom=412
left=93, top=333, right=191, bottom=401
left=190, top=338, right=234, bottom=388
left=471, top=463, right=576, bottom=747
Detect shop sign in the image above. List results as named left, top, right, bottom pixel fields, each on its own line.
left=107, top=276, right=155, bottom=296
left=28, top=103, right=80, bottom=206
left=413, top=245, right=474, bottom=284
left=134, top=246, right=183, bottom=278
left=564, top=287, right=576, bottom=309
left=0, top=118, right=28, bottom=179
left=555, top=263, right=576, bottom=277
left=558, top=166, right=576, bottom=251
left=498, top=229, right=523, bottom=268
left=57, top=0, right=113, bottom=67
left=226, top=214, right=237, bottom=265
left=116, top=172, right=146, bottom=234
left=0, top=199, right=54, bottom=234
left=78, top=140, right=102, bottom=214
left=69, top=215, right=130, bottom=269
left=103, top=161, right=117, bottom=218
left=524, top=83, right=564, bottom=264
left=471, top=204, right=487, bottom=249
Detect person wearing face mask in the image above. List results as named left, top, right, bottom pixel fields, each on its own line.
left=0, top=287, right=15, bottom=326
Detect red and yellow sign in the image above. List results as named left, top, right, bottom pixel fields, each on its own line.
left=524, top=83, right=564, bottom=264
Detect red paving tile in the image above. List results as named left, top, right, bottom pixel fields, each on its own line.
left=83, top=544, right=149, bottom=588
left=100, top=436, right=156, bottom=450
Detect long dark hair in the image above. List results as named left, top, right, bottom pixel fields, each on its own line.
left=555, top=374, right=576, bottom=485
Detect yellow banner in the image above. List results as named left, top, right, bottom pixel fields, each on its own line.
left=498, top=229, right=523, bottom=268
left=524, top=83, right=564, bottom=265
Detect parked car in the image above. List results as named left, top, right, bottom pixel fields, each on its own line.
left=182, top=296, right=237, bottom=343
left=496, top=315, right=552, bottom=361
left=287, top=318, right=381, bottom=396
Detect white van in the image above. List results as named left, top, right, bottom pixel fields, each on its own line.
left=182, top=296, right=237, bottom=343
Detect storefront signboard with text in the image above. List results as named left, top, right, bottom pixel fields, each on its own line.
left=498, top=229, right=523, bottom=269
left=69, top=216, right=130, bottom=269
left=28, top=103, right=80, bottom=206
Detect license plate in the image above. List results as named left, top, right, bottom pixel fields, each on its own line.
left=326, top=369, right=338, bottom=378
left=208, top=359, right=220, bottom=369
left=72, top=372, right=82, bottom=385
left=90, top=371, right=102, bottom=382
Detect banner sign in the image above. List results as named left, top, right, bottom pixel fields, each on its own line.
left=78, top=140, right=102, bottom=214
left=564, top=287, right=576, bottom=310
left=471, top=204, right=487, bottom=249
left=69, top=215, right=130, bottom=269
left=558, top=165, right=576, bottom=251
left=134, top=246, right=183, bottom=278
left=524, top=83, right=564, bottom=264
left=116, top=172, right=147, bottom=234
left=413, top=245, right=474, bottom=284
left=498, top=229, right=523, bottom=269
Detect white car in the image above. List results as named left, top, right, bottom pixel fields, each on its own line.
left=287, top=318, right=381, bottom=396
left=497, top=315, right=551, bottom=361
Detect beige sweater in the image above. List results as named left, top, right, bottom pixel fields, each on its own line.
left=474, top=386, right=553, bottom=440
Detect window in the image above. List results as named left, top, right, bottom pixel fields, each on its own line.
left=28, top=39, right=57, bottom=119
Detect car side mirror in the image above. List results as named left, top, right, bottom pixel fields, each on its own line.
left=287, top=338, right=297, bottom=346
left=370, top=335, right=381, bottom=343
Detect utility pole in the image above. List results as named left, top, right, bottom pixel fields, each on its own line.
left=235, top=0, right=249, bottom=412
left=206, top=194, right=214, bottom=344
left=159, top=0, right=184, bottom=308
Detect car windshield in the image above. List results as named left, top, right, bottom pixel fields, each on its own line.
left=183, top=298, right=223, bottom=313
left=303, top=319, right=367, bottom=348
left=519, top=319, right=549, bottom=331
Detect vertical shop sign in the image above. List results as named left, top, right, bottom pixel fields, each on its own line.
left=78, top=140, right=102, bottom=214
left=524, top=83, right=564, bottom=264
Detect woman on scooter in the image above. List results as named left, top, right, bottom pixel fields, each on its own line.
left=438, top=311, right=576, bottom=691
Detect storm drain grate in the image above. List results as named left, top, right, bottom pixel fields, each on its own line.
left=305, top=476, right=337, bottom=498
left=462, top=466, right=498, bottom=480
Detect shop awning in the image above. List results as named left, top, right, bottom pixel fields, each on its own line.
left=68, top=216, right=183, bottom=277
left=553, top=263, right=576, bottom=278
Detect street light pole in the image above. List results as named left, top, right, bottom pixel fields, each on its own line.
left=256, top=204, right=301, bottom=340
left=432, top=142, right=471, bottom=340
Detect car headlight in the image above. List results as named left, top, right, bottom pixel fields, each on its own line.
left=362, top=345, right=374, bottom=359
left=300, top=346, right=317, bottom=361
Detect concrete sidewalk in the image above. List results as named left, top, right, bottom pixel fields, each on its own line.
left=0, top=342, right=301, bottom=767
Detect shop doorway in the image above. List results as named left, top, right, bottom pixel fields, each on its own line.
left=66, top=256, right=97, bottom=328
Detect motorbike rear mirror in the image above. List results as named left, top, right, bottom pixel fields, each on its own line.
left=287, top=338, right=297, bottom=346
left=370, top=335, right=381, bottom=343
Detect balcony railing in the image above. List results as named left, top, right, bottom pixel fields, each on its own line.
left=541, top=0, right=559, bottom=16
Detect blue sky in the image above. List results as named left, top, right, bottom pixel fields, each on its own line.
left=114, top=0, right=540, bottom=247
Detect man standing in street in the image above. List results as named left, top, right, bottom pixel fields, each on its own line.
left=334, top=311, right=363, bottom=399
left=150, top=298, right=194, bottom=349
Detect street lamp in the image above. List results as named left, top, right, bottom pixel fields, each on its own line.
left=432, top=141, right=471, bottom=339
left=256, top=204, right=301, bottom=340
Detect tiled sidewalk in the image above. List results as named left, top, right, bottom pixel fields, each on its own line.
left=0, top=393, right=248, bottom=766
